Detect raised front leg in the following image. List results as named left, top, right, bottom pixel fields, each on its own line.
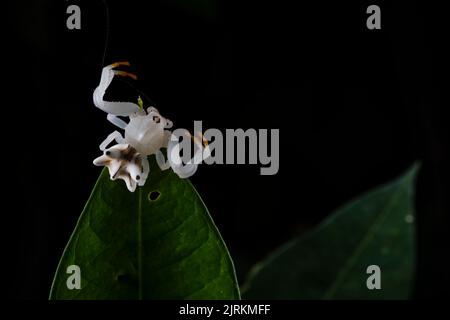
left=93, top=61, right=142, bottom=116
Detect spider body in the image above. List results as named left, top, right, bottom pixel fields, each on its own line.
left=92, top=62, right=205, bottom=192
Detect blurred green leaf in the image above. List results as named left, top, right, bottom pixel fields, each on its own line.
left=243, top=164, right=418, bottom=299
left=50, top=156, right=239, bottom=300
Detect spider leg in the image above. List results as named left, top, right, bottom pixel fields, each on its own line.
left=166, top=131, right=199, bottom=178
left=93, top=61, right=141, bottom=116
left=155, top=130, right=172, bottom=171
left=146, top=106, right=159, bottom=114
left=107, top=114, right=128, bottom=129
left=156, top=150, right=171, bottom=171
left=162, top=130, right=172, bottom=148
left=99, top=131, right=126, bottom=151
left=164, top=118, right=173, bottom=129
left=172, top=161, right=198, bottom=179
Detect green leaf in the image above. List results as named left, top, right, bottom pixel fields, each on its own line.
left=50, top=156, right=240, bottom=300
left=243, top=164, right=419, bottom=299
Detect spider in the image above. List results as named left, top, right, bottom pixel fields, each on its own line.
left=92, top=62, right=208, bottom=192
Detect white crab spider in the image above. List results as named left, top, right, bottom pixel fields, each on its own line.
left=92, top=61, right=208, bottom=192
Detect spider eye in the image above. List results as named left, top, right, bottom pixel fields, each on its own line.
left=153, top=115, right=161, bottom=123
left=105, top=151, right=111, bottom=156
left=136, top=175, right=141, bottom=180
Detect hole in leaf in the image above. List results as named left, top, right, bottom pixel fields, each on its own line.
left=148, top=191, right=160, bottom=201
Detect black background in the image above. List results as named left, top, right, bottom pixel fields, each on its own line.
left=6, top=0, right=449, bottom=299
